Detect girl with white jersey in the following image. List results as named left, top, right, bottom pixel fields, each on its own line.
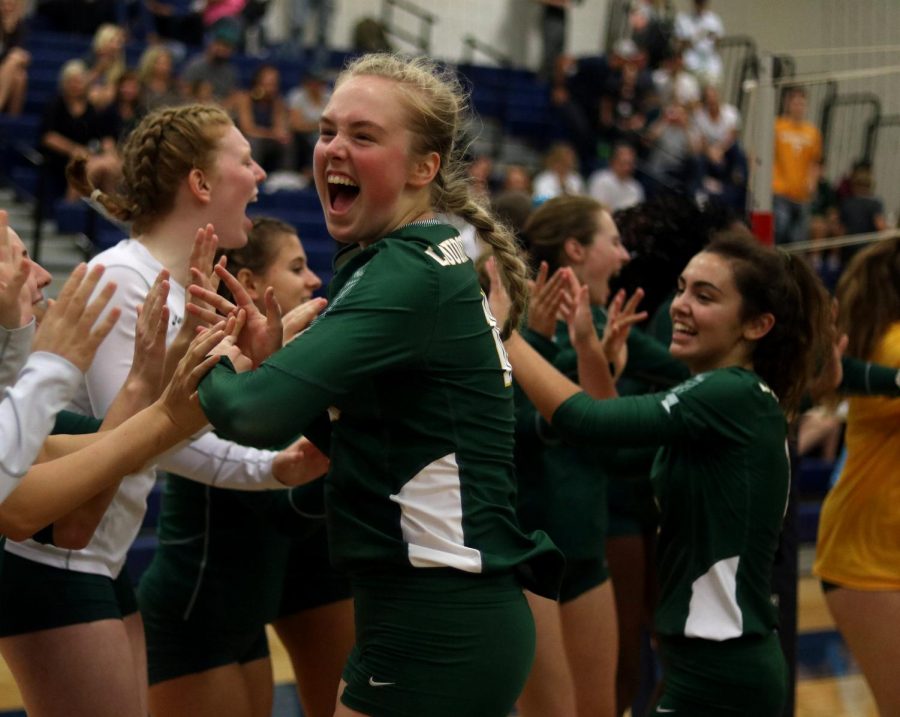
left=0, top=104, right=321, bottom=717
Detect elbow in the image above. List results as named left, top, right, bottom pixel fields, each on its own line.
left=0, top=520, right=38, bottom=543
left=50, top=521, right=96, bottom=550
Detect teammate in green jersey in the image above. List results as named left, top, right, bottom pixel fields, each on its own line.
left=513, top=194, right=639, bottom=717
left=493, top=233, right=834, bottom=717
left=138, top=216, right=354, bottom=717
left=190, top=54, right=564, bottom=717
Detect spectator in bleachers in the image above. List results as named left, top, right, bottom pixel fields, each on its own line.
left=146, top=0, right=204, bottom=48
left=501, top=164, right=532, bottom=194
left=674, top=0, right=724, bottom=85
left=84, top=23, right=127, bottom=111
left=532, top=141, right=586, bottom=202
left=136, top=45, right=181, bottom=110
left=235, top=63, right=290, bottom=173
left=629, top=0, right=673, bottom=70
left=550, top=53, right=610, bottom=173
left=838, top=162, right=887, bottom=264
left=587, top=142, right=645, bottom=211
left=179, top=18, right=240, bottom=111
left=694, top=83, right=746, bottom=208
left=642, top=99, right=702, bottom=198
left=0, top=0, right=29, bottom=116
left=651, top=47, right=701, bottom=111
left=105, top=69, right=147, bottom=143
left=807, top=202, right=842, bottom=293
left=287, top=70, right=330, bottom=176
left=204, top=0, right=247, bottom=31
left=287, top=0, right=333, bottom=71
left=772, top=85, right=822, bottom=245
left=536, top=0, right=581, bottom=82
left=468, top=153, right=494, bottom=200
left=596, top=39, right=654, bottom=166
left=41, top=59, right=120, bottom=200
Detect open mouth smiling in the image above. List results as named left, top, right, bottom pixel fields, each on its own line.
left=327, top=174, right=360, bottom=212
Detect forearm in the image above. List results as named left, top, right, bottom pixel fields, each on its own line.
left=505, top=331, right=581, bottom=424
left=100, top=378, right=155, bottom=429
left=0, top=402, right=182, bottom=541
left=0, top=352, right=82, bottom=500
left=37, top=433, right=102, bottom=463
left=155, top=430, right=284, bottom=491
left=575, top=335, right=618, bottom=399
left=839, top=355, right=900, bottom=396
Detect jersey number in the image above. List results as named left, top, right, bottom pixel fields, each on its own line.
left=481, top=292, right=513, bottom=387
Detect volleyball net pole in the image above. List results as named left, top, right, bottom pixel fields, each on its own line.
left=748, top=53, right=776, bottom=245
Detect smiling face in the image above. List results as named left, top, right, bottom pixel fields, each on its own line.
left=253, top=233, right=322, bottom=312
left=669, top=251, right=764, bottom=374
left=204, top=125, right=266, bottom=248
left=569, top=210, right=630, bottom=306
left=313, top=74, right=435, bottom=247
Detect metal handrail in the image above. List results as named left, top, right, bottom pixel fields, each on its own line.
left=460, top=35, right=512, bottom=68
left=380, top=0, right=435, bottom=54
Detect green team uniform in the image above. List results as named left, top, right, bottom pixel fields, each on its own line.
left=515, top=311, right=687, bottom=600
left=199, top=222, right=563, bottom=717
left=553, top=367, right=789, bottom=716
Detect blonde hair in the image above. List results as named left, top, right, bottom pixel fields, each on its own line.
left=91, top=23, right=126, bottom=85
left=137, top=45, right=173, bottom=85
left=337, top=53, right=528, bottom=337
left=67, top=103, right=233, bottom=234
left=58, top=59, right=88, bottom=89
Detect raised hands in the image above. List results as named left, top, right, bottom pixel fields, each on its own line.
left=598, top=288, right=647, bottom=379
left=0, top=210, right=32, bottom=330
left=125, top=270, right=171, bottom=400
left=163, top=225, right=224, bottom=383
left=526, top=261, right=573, bottom=339
left=31, top=264, right=121, bottom=372
left=188, top=263, right=283, bottom=367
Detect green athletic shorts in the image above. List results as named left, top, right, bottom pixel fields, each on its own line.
left=142, top=604, right=269, bottom=685
left=340, top=569, right=535, bottom=717
left=0, top=552, right=138, bottom=637
left=558, top=556, right=608, bottom=604
left=276, top=525, right=352, bottom=617
left=653, top=632, right=787, bottom=716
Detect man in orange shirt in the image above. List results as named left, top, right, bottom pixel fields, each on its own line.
left=772, top=86, right=822, bottom=244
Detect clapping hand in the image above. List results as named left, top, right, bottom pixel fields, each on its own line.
left=188, top=264, right=283, bottom=367
left=526, top=262, right=574, bottom=339
left=599, top=288, right=647, bottom=379
left=31, top=264, right=121, bottom=373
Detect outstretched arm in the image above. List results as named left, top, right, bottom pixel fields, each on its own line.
left=0, top=325, right=223, bottom=540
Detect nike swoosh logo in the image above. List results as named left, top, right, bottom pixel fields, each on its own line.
left=656, top=709, right=676, bottom=714
left=368, top=677, right=395, bottom=687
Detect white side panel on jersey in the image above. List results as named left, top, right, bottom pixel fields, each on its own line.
left=390, top=453, right=484, bottom=573
left=684, top=555, right=743, bottom=640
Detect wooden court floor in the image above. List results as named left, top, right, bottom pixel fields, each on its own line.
left=0, top=576, right=878, bottom=716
